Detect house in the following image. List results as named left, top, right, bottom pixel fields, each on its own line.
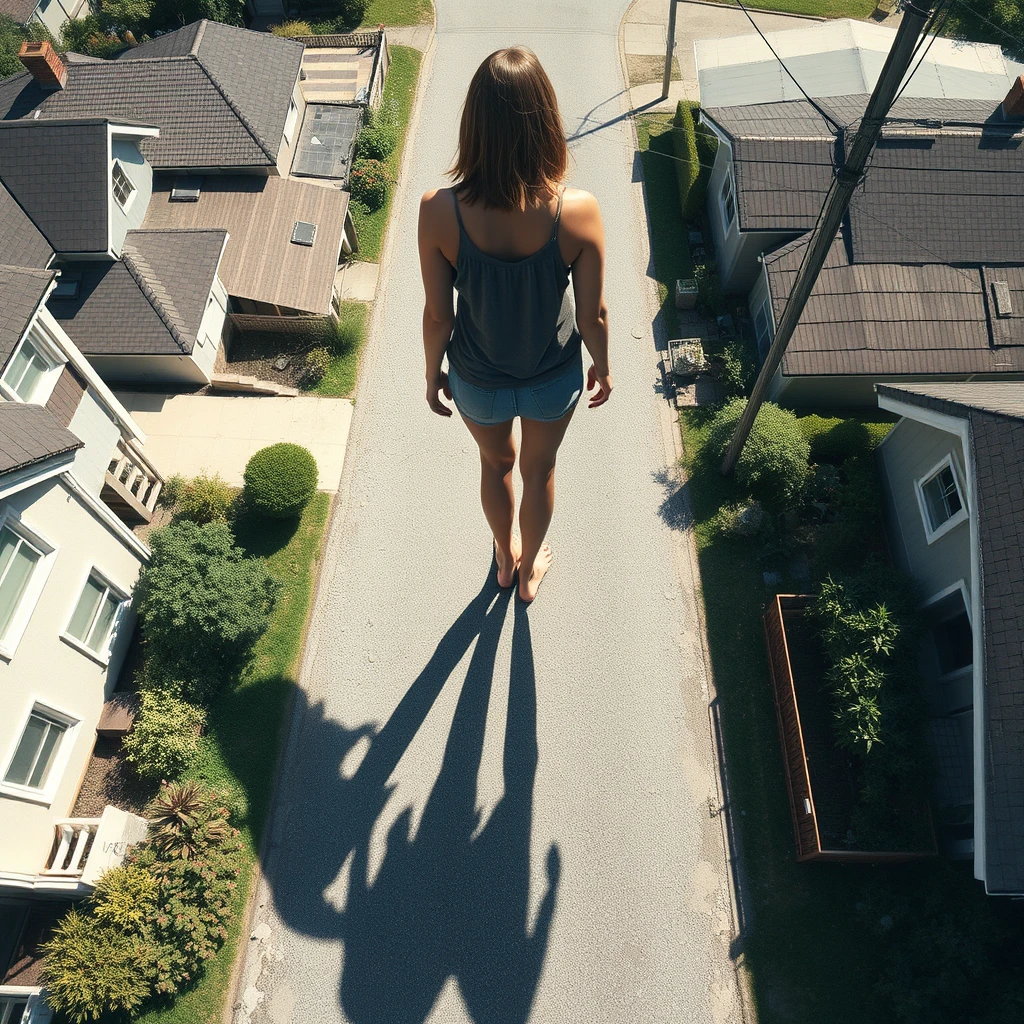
left=0, top=28, right=358, bottom=381
left=700, top=88, right=1024, bottom=406
left=0, top=0, right=89, bottom=40
left=0, top=230, right=160, bottom=1018
left=695, top=18, right=1024, bottom=109
left=874, top=382, right=1024, bottom=896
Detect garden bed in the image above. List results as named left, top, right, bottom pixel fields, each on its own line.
left=765, top=594, right=936, bottom=862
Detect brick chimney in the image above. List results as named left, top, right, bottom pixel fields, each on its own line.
left=1002, top=75, right=1024, bottom=120
left=18, top=40, right=67, bottom=91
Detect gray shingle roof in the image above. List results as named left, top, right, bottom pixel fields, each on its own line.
left=0, top=402, right=82, bottom=476
left=0, top=22, right=303, bottom=170
left=876, top=383, right=1024, bottom=893
left=0, top=265, right=53, bottom=369
left=704, top=95, right=1024, bottom=259
left=765, top=234, right=1024, bottom=377
left=0, top=180, right=52, bottom=271
left=49, top=229, right=226, bottom=356
left=0, top=120, right=110, bottom=253
left=0, top=0, right=38, bottom=24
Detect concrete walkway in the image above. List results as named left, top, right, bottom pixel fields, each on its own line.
left=234, top=2, right=744, bottom=1022
left=116, top=392, right=353, bottom=490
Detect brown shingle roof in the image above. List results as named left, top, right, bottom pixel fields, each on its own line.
left=877, top=383, right=1024, bottom=893
left=766, top=233, right=1024, bottom=378
left=0, top=265, right=53, bottom=369
left=142, top=174, right=349, bottom=314
left=0, top=180, right=52, bottom=271
left=0, top=402, right=82, bottom=476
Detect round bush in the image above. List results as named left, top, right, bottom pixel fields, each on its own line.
left=349, top=158, right=393, bottom=211
left=708, top=398, right=810, bottom=507
left=123, top=689, right=206, bottom=779
left=173, top=472, right=234, bottom=524
left=243, top=443, right=318, bottom=519
left=304, top=346, right=331, bottom=384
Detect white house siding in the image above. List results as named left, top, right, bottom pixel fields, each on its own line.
left=190, top=276, right=229, bottom=381
left=89, top=353, right=212, bottom=385
left=110, top=139, right=153, bottom=257
left=67, top=389, right=121, bottom=497
left=875, top=416, right=972, bottom=597
left=30, top=0, right=86, bottom=37
left=278, top=79, right=307, bottom=177
left=0, top=478, right=143, bottom=877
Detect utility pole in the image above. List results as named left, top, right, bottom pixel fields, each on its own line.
left=662, top=0, right=678, bottom=99
left=720, top=0, right=937, bottom=475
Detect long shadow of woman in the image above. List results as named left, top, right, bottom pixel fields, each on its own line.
left=338, top=590, right=559, bottom=1024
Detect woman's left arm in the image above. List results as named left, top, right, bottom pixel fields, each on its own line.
left=418, top=190, right=456, bottom=417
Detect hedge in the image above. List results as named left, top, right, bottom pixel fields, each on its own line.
left=243, top=443, right=318, bottom=519
left=671, top=101, right=703, bottom=222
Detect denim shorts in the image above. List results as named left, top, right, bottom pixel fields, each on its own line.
left=447, top=359, right=584, bottom=426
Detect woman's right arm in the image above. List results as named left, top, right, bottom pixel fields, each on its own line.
left=418, top=189, right=456, bottom=417
left=568, top=191, right=612, bottom=408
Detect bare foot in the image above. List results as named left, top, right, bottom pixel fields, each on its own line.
left=495, top=537, right=521, bottom=589
left=518, top=543, right=552, bottom=602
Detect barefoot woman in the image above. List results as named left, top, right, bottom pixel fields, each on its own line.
left=418, top=47, right=611, bottom=602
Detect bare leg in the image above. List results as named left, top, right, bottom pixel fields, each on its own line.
left=459, top=414, right=520, bottom=587
left=518, top=408, right=576, bottom=602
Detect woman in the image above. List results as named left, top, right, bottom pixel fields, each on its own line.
left=418, top=46, right=611, bottom=603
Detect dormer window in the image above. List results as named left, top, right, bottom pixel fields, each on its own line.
left=112, top=161, right=136, bottom=210
left=1, top=325, right=65, bottom=405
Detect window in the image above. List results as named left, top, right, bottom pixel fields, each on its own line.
left=65, top=571, right=124, bottom=658
left=917, top=456, right=968, bottom=541
left=51, top=273, right=81, bottom=299
left=933, top=610, right=973, bottom=675
left=3, top=708, right=67, bottom=792
left=0, top=997, right=29, bottom=1024
left=0, top=525, right=42, bottom=644
left=2, top=334, right=52, bottom=403
left=283, top=100, right=299, bottom=144
left=754, top=300, right=773, bottom=360
left=720, top=168, right=736, bottom=230
left=111, top=161, right=136, bottom=210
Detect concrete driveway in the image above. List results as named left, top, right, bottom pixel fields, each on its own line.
left=233, top=2, right=745, bottom=1022
left=116, top=392, right=353, bottom=490
left=625, top=0, right=820, bottom=108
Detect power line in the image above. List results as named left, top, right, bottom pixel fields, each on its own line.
left=735, top=0, right=845, bottom=133
left=891, top=0, right=955, bottom=108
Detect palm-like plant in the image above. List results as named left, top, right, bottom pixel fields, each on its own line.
left=148, top=780, right=230, bottom=859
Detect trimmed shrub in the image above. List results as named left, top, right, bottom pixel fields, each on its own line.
left=136, top=521, right=278, bottom=693
left=123, top=689, right=206, bottom=779
left=707, top=398, right=810, bottom=507
left=243, top=443, right=318, bottom=519
left=172, top=472, right=235, bottom=525
left=40, top=907, right=153, bottom=1022
left=349, top=158, right=393, bottom=211
left=303, top=346, right=332, bottom=384
left=671, top=101, right=702, bottom=221
left=91, top=865, right=159, bottom=930
left=798, top=414, right=882, bottom=465
left=270, top=19, right=312, bottom=36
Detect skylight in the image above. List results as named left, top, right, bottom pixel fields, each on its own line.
left=291, top=221, right=317, bottom=247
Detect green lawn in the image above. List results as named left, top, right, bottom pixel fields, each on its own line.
left=134, top=493, right=332, bottom=1024
left=310, top=301, right=368, bottom=398
left=717, top=0, right=877, bottom=18
left=350, top=45, right=423, bottom=262
left=361, top=0, right=433, bottom=26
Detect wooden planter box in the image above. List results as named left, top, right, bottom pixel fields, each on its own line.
left=763, top=595, right=937, bottom=863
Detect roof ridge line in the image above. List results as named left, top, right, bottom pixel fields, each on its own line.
left=193, top=57, right=277, bottom=163
left=191, top=19, right=208, bottom=55
left=120, top=246, right=190, bottom=354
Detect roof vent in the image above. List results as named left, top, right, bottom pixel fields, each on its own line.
left=992, top=280, right=1013, bottom=319
left=170, top=176, right=202, bottom=202
left=18, top=40, right=67, bottom=91
left=291, top=221, right=317, bottom=247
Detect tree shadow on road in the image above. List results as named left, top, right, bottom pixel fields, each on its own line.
left=255, top=573, right=559, bottom=1024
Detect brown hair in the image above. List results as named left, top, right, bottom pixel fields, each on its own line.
left=448, top=47, right=568, bottom=211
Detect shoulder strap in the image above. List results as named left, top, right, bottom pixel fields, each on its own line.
left=451, top=188, right=467, bottom=235
left=551, top=188, right=564, bottom=241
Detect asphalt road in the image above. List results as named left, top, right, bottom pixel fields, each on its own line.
left=234, top=3, right=743, bottom=1021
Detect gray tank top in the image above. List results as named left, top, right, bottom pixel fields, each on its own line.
left=445, top=188, right=583, bottom=389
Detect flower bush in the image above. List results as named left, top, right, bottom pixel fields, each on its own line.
left=169, top=472, right=235, bottom=525
left=349, top=158, right=393, bottom=211
left=243, top=443, right=318, bottom=520
left=123, top=689, right=206, bottom=780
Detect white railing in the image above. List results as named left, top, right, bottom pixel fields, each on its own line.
left=40, top=818, right=99, bottom=878
left=104, top=438, right=163, bottom=520
left=38, top=806, right=149, bottom=887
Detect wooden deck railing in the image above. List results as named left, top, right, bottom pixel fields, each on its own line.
left=102, top=438, right=163, bottom=524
